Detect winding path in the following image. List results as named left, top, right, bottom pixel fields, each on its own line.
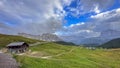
left=30, top=42, right=49, bottom=46
left=24, top=48, right=76, bottom=59
left=55, top=48, right=76, bottom=57
left=0, top=52, right=19, bottom=68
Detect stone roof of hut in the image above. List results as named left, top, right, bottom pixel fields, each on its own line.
left=7, top=42, right=25, bottom=47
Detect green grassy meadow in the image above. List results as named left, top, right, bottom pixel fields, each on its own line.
left=0, top=34, right=120, bottom=68
left=14, top=42, right=120, bottom=68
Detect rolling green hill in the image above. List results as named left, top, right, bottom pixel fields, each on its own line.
left=14, top=42, right=120, bottom=68
left=0, top=34, right=120, bottom=68
left=0, top=34, right=40, bottom=48
left=100, top=38, right=120, bottom=48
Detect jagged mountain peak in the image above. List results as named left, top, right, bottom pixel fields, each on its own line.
left=18, top=33, right=62, bottom=42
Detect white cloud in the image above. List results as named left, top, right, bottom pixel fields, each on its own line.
left=60, top=8, right=120, bottom=44
left=62, top=0, right=73, bottom=6
left=0, top=0, right=73, bottom=34
left=0, top=0, right=120, bottom=45
left=80, top=0, right=114, bottom=12
left=69, top=22, right=85, bottom=28
left=66, top=0, right=114, bottom=17
left=89, top=8, right=120, bottom=32
left=94, top=5, right=100, bottom=14
left=116, top=8, right=120, bottom=13
left=0, top=0, right=115, bottom=35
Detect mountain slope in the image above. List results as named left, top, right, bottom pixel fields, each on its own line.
left=100, top=38, right=120, bottom=48
left=0, top=34, right=40, bottom=48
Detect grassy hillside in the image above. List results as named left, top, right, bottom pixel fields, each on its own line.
left=14, top=42, right=120, bottom=68
left=0, top=34, right=40, bottom=48
left=100, top=38, right=120, bottom=48
left=0, top=34, right=120, bottom=68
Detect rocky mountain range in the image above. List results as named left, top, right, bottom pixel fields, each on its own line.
left=59, top=29, right=120, bottom=46
left=18, top=33, right=62, bottom=42
left=18, top=29, right=120, bottom=46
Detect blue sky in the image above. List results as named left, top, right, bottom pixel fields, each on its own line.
left=0, top=0, right=120, bottom=28
left=63, top=0, right=120, bottom=26
left=0, top=0, right=120, bottom=43
left=0, top=0, right=120, bottom=44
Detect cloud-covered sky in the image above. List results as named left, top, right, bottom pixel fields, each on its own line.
left=0, top=0, right=120, bottom=44
left=0, top=0, right=68, bottom=34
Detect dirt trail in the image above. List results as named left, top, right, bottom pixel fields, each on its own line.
left=30, top=42, right=49, bottom=46
left=55, top=48, right=75, bottom=57
left=0, top=53, right=19, bottom=68
left=24, top=48, right=76, bottom=59
left=21, top=42, right=76, bottom=59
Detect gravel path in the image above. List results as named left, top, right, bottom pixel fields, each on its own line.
left=0, top=53, right=19, bottom=68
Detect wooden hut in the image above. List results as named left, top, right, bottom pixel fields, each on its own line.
left=6, top=42, right=29, bottom=53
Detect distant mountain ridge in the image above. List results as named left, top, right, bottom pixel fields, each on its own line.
left=100, top=38, right=120, bottom=48
left=17, top=29, right=120, bottom=46
left=18, top=33, right=62, bottom=42
left=60, top=29, right=120, bottom=45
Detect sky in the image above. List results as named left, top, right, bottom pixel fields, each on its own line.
left=0, top=0, right=120, bottom=44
